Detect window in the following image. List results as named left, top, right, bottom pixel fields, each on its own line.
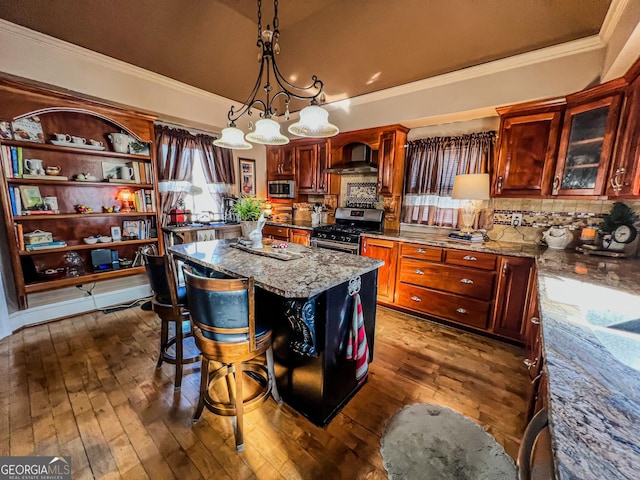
left=402, top=132, right=495, bottom=227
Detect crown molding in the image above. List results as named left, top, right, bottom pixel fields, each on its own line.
left=600, top=0, right=630, bottom=43
left=0, top=19, right=234, bottom=108
left=325, top=35, right=604, bottom=111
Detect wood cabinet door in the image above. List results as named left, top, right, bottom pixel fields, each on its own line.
left=296, top=144, right=317, bottom=193
left=552, top=94, right=622, bottom=196
left=607, top=75, right=640, bottom=197
left=523, top=280, right=542, bottom=380
left=316, top=141, right=328, bottom=194
left=377, top=131, right=395, bottom=195
left=280, top=146, right=295, bottom=175
left=491, top=256, right=534, bottom=341
left=493, top=111, right=562, bottom=197
left=289, top=228, right=311, bottom=246
left=361, top=237, right=398, bottom=304
left=266, top=147, right=281, bottom=178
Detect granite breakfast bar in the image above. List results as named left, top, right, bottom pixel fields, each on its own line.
left=169, top=239, right=383, bottom=426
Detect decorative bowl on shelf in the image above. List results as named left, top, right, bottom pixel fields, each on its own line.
left=83, top=237, right=99, bottom=244
left=40, top=268, right=66, bottom=280
left=98, top=236, right=112, bottom=243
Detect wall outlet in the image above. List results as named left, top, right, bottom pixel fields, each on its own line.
left=511, top=213, right=523, bottom=226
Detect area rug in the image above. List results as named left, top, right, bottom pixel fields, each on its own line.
left=380, top=403, right=517, bottom=480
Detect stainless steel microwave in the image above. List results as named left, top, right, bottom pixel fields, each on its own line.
left=268, top=180, right=295, bottom=198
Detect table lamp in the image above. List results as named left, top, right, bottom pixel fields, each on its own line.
left=451, top=173, right=490, bottom=234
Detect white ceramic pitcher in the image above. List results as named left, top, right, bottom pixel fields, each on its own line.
left=108, top=133, right=131, bottom=153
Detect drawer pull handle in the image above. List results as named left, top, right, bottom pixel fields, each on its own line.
left=414, top=269, right=424, bottom=275
left=531, top=316, right=540, bottom=325
left=411, top=296, right=422, bottom=302
left=460, top=278, right=474, bottom=284
left=416, top=248, right=426, bottom=253
left=524, top=358, right=538, bottom=369
left=456, top=308, right=468, bottom=314
left=463, top=255, right=477, bottom=261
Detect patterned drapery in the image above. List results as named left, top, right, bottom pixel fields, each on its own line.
left=402, top=132, right=495, bottom=227
left=154, top=126, right=195, bottom=226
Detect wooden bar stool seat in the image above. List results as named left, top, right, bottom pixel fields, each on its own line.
left=183, top=266, right=281, bottom=451
left=143, top=251, right=200, bottom=390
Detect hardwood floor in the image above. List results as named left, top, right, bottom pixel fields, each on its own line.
left=0, top=305, right=529, bottom=479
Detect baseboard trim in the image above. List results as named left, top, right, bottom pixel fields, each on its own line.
left=6, top=284, right=152, bottom=336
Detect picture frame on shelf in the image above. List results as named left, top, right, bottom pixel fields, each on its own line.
left=0, top=120, right=12, bottom=140
left=110, top=226, right=122, bottom=242
left=239, top=158, right=256, bottom=196
left=11, top=116, right=44, bottom=143
left=18, top=185, right=43, bottom=209
left=129, top=140, right=150, bottom=156
left=43, top=196, right=58, bottom=211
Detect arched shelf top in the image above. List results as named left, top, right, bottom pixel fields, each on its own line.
left=13, top=107, right=146, bottom=142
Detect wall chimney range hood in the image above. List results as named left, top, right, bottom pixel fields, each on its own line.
left=325, top=143, right=377, bottom=174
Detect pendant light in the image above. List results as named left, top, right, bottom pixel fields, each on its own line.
left=214, top=0, right=338, bottom=150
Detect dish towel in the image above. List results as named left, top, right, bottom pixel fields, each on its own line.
left=346, top=292, right=369, bottom=384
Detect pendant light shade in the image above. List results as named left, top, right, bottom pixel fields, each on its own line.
left=213, top=126, right=252, bottom=150
left=216, top=0, right=338, bottom=149
left=245, top=118, right=290, bottom=145
left=288, top=104, right=339, bottom=138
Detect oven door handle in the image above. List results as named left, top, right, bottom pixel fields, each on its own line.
left=311, top=238, right=360, bottom=254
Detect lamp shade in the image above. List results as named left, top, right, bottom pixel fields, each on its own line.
left=451, top=174, right=490, bottom=200
left=288, top=105, right=339, bottom=138
left=245, top=118, right=290, bottom=145
left=213, top=126, right=253, bottom=150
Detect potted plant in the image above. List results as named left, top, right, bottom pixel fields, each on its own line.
left=232, top=196, right=266, bottom=247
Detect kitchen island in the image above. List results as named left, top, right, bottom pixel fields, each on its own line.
left=169, top=239, right=383, bottom=426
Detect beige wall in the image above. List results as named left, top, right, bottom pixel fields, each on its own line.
left=1, top=14, right=639, bottom=331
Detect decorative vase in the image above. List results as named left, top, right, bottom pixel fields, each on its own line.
left=241, top=214, right=266, bottom=249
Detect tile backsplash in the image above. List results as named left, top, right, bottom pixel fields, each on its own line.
left=401, top=198, right=640, bottom=245
left=485, top=198, right=640, bottom=244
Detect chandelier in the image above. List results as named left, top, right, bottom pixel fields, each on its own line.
left=213, top=0, right=339, bottom=150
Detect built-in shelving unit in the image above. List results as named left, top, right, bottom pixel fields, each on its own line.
left=0, top=78, right=161, bottom=309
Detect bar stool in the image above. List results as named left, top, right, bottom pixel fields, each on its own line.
left=183, top=266, right=281, bottom=451
left=142, top=250, right=200, bottom=390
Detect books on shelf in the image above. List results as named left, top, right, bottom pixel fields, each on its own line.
left=447, top=231, right=485, bottom=243
left=24, top=241, right=67, bottom=251
left=122, top=219, right=153, bottom=239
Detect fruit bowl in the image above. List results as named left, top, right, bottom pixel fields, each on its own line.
left=83, top=237, right=98, bottom=244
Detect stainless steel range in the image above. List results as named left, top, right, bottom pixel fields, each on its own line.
left=311, top=207, right=384, bottom=254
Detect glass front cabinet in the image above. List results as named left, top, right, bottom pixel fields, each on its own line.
left=552, top=93, right=622, bottom=196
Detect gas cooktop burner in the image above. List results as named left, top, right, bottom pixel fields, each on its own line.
left=314, top=224, right=368, bottom=234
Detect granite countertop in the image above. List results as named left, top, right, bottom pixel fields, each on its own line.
left=536, top=254, right=640, bottom=480
left=368, top=229, right=640, bottom=479
left=364, top=229, right=542, bottom=257
left=169, top=239, right=382, bottom=298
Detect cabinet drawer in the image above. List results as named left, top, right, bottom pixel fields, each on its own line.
left=400, top=243, right=442, bottom=262
left=398, top=258, right=494, bottom=300
left=396, top=283, right=490, bottom=329
left=445, top=249, right=496, bottom=270
left=263, top=225, right=290, bottom=238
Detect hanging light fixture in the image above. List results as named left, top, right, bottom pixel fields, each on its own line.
left=214, top=0, right=339, bottom=150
